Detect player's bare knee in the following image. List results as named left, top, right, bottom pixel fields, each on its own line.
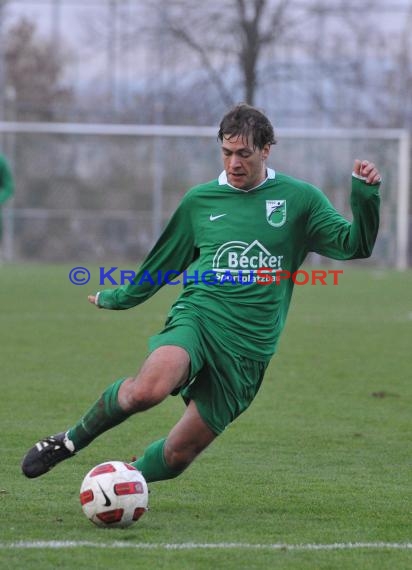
left=164, top=447, right=194, bottom=471
left=132, top=385, right=166, bottom=411
left=119, top=377, right=167, bottom=412
left=164, top=439, right=208, bottom=471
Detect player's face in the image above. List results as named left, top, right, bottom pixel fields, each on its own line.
left=221, top=134, right=270, bottom=191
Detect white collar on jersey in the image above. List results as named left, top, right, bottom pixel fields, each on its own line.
left=218, top=168, right=276, bottom=192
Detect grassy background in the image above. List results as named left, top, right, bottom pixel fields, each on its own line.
left=0, top=264, right=411, bottom=569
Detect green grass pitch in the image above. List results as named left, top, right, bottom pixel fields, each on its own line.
left=0, top=264, right=411, bottom=569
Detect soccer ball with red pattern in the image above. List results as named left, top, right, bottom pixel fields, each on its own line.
left=80, top=461, right=149, bottom=528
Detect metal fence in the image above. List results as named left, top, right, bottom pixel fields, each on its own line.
left=0, top=122, right=409, bottom=268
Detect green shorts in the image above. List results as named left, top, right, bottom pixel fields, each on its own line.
left=149, top=310, right=270, bottom=435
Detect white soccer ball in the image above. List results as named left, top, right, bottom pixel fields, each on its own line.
left=80, top=461, right=149, bottom=528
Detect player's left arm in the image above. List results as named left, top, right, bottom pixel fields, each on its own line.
left=306, top=158, right=381, bottom=260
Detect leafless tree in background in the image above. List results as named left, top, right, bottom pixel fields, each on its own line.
left=4, top=17, right=72, bottom=119
left=1, top=0, right=412, bottom=130
left=144, top=0, right=309, bottom=107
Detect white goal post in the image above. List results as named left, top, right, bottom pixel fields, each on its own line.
left=0, top=121, right=409, bottom=268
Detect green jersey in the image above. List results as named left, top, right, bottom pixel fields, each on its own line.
left=0, top=154, right=14, bottom=206
left=0, top=153, right=14, bottom=237
left=98, top=169, right=380, bottom=359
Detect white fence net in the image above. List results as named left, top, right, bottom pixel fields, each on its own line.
left=0, top=123, right=409, bottom=268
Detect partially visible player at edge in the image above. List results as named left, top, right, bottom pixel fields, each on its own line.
left=22, top=103, right=381, bottom=483
left=0, top=152, right=14, bottom=261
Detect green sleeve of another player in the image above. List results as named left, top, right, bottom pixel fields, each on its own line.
left=306, top=176, right=380, bottom=260
left=0, top=155, right=14, bottom=204
left=98, top=195, right=198, bottom=309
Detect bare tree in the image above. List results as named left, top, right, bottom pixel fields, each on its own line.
left=144, top=0, right=307, bottom=106
left=70, top=0, right=412, bottom=131
left=4, top=17, right=72, bottom=120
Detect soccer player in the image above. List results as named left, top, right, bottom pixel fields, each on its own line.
left=0, top=153, right=14, bottom=259
left=22, top=103, right=381, bottom=483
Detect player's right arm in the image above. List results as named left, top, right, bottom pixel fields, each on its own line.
left=90, top=195, right=198, bottom=310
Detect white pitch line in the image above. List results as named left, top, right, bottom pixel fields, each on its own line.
left=0, top=541, right=411, bottom=551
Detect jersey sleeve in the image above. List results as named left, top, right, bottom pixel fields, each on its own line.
left=0, top=155, right=14, bottom=204
left=306, top=176, right=380, bottom=260
left=97, top=194, right=198, bottom=309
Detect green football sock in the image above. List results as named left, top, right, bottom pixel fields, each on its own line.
left=67, top=377, right=131, bottom=451
left=131, top=438, right=184, bottom=483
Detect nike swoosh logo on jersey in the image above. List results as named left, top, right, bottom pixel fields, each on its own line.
left=98, top=484, right=112, bottom=507
left=209, top=214, right=227, bottom=221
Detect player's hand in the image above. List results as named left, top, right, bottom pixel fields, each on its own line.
left=88, top=294, right=100, bottom=307
left=353, top=159, right=381, bottom=185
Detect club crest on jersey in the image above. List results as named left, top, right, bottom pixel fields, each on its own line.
left=266, top=200, right=286, bottom=227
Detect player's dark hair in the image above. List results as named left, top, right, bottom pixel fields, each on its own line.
left=217, top=103, right=277, bottom=149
